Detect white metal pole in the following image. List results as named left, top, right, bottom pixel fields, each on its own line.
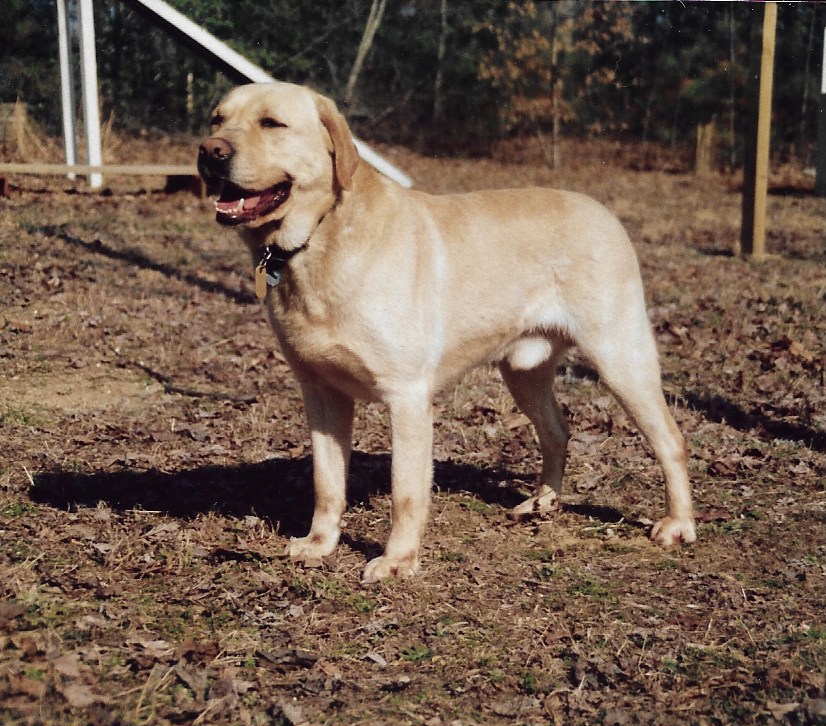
left=822, top=27, right=826, bottom=95
left=818, top=27, right=826, bottom=199
left=56, top=0, right=77, bottom=179
left=130, top=0, right=275, bottom=83
left=77, top=0, right=103, bottom=189
left=352, top=139, right=412, bottom=189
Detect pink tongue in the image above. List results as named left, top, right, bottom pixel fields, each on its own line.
left=243, top=194, right=263, bottom=210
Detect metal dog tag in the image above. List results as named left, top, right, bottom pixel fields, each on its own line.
left=255, top=261, right=268, bottom=300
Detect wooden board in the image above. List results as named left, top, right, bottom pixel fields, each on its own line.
left=0, top=163, right=197, bottom=176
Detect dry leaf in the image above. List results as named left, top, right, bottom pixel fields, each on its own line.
left=0, top=601, right=27, bottom=628
left=7, top=673, right=47, bottom=699
left=278, top=700, right=309, bottom=726
left=491, top=695, right=541, bottom=716
left=60, top=683, right=107, bottom=708
left=766, top=701, right=800, bottom=719
left=51, top=652, right=83, bottom=678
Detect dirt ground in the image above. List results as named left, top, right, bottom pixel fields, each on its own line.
left=1, top=140, right=824, bottom=726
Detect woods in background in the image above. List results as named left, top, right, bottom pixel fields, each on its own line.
left=0, top=0, right=822, bottom=167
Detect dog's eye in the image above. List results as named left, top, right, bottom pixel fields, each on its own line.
left=260, top=117, right=286, bottom=129
left=210, top=114, right=224, bottom=127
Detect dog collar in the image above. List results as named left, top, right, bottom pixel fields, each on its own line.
left=254, top=244, right=306, bottom=300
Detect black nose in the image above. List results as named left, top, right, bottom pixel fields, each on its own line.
left=197, top=136, right=234, bottom=182
left=198, top=136, right=234, bottom=162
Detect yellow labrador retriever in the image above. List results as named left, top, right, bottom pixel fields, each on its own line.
left=197, top=82, right=696, bottom=583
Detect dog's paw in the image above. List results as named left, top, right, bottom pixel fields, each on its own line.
left=507, top=486, right=560, bottom=521
left=286, top=532, right=338, bottom=564
left=650, top=517, right=696, bottom=547
left=361, top=553, right=420, bottom=584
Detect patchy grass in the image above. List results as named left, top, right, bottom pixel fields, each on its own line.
left=0, top=139, right=824, bottom=725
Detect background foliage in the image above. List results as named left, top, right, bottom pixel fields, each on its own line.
left=0, top=0, right=823, bottom=164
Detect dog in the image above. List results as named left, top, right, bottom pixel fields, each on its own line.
left=197, top=82, right=696, bottom=583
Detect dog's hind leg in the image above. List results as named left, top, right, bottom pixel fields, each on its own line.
left=499, top=338, right=570, bottom=518
left=574, top=307, right=696, bottom=546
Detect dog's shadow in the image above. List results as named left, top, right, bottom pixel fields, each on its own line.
left=29, top=452, right=637, bottom=555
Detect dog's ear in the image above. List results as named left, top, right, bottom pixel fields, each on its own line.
left=314, top=93, right=359, bottom=192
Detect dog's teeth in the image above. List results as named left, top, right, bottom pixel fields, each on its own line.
left=215, top=198, right=246, bottom=216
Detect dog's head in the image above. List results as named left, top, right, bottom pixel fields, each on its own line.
left=198, top=82, right=359, bottom=249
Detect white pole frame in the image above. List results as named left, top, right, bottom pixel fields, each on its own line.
left=822, top=27, right=826, bottom=95
left=58, top=0, right=412, bottom=190
left=77, top=0, right=103, bottom=189
left=819, top=27, right=826, bottom=198
left=56, top=0, right=78, bottom=179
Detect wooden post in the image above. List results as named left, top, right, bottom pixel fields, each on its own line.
left=695, top=120, right=715, bottom=176
left=740, top=2, right=777, bottom=259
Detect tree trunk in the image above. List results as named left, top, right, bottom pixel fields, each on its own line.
left=432, top=0, right=448, bottom=125
left=549, top=3, right=561, bottom=170
left=669, top=99, right=680, bottom=153
left=798, top=4, right=816, bottom=161
left=344, top=0, right=387, bottom=107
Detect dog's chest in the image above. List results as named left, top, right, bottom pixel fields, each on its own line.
left=268, top=304, right=380, bottom=400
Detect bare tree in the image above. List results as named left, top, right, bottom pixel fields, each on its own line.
left=549, top=2, right=561, bottom=169
left=344, top=0, right=387, bottom=107
left=798, top=4, right=816, bottom=162
left=432, top=0, right=449, bottom=125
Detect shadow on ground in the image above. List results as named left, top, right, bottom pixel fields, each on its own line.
left=28, top=452, right=641, bottom=545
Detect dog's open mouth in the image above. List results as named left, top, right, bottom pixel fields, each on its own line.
left=214, top=180, right=291, bottom=226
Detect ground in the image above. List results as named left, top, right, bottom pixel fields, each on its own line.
left=0, top=140, right=824, bottom=726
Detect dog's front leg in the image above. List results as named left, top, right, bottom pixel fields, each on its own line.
left=362, top=388, right=433, bottom=583
left=287, top=383, right=354, bottom=563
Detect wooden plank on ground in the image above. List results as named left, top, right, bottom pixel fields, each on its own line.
left=0, top=163, right=197, bottom=176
